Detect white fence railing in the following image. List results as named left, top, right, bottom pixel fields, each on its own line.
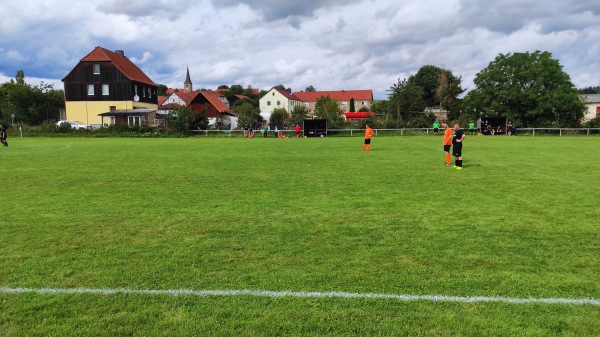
left=190, top=128, right=600, bottom=137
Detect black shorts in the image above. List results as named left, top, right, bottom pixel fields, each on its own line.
left=433, top=128, right=439, bottom=132
left=453, top=144, right=462, bottom=157
left=444, top=145, right=451, bottom=152
left=364, top=138, right=371, bottom=145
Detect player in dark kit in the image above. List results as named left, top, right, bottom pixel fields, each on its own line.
left=0, top=124, right=7, bottom=147
left=452, top=123, right=465, bottom=169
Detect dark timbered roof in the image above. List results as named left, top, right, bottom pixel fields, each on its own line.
left=62, top=46, right=156, bottom=86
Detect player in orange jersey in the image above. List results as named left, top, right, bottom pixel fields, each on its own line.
left=442, top=122, right=453, bottom=165
left=362, top=124, right=374, bottom=151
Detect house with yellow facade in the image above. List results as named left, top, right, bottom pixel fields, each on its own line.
left=62, top=46, right=158, bottom=127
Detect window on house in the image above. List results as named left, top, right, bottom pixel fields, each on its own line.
left=128, top=116, right=141, bottom=126
left=267, top=101, right=271, bottom=106
left=142, top=87, right=146, bottom=97
left=304, top=103, right=309, bottom=107
left=109, top=106, right=116, bottom=111
left=342, top=102, right=347, bottom=106
left=102, top=84, right=109, bottom=96
left=277, top=100, right=281, bottom=106
left=103, top=116, right=115, bottom=126
left=87, top=84, right=95, bottom=95
left=362, top=101, right=366, bottom=106
left=148, top=88, right=152, bottom=98
left=93, top=64, right=100, bottom=74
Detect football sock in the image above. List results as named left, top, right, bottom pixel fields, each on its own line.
left=457, top=160, right=462, bottom=167
left=445, top=153, right=450, bottom=164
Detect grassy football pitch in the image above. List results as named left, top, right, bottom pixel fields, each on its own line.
left=1, top=135, right=599, bottom=336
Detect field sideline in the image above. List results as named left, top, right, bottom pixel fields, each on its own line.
left=1, top=136, right=599, bottom=336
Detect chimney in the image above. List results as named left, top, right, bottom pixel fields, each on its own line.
left=115, top=50, right=125, bottom=57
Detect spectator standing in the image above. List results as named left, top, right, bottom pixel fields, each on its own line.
left=263, top=124, right=269, bottom=138
left=295, top=124, right=302, bottom=138
left=452, top=124, right=465, bottom=169
left=468, top=122, right=475, bottom=135
left=433, top=121, right=440, bottom=136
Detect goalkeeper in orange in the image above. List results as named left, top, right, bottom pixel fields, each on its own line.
left=442, top=122, right=452, bottom=165
left=362, top=124, right=374, bottom=151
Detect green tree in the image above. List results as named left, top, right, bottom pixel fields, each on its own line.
left=269, top=107, right=289, bottom=129
left=0, top=73, right=64, bottom=125
left=404, top=65, right=464, bottom=120
left=349, top=98, right=355, bottom=112
left=228, top=84, right=244, bottom=95
left=387, top=78, right=425, bottom=126
left=305, top=85, right=316, bottom=92
left=436, top=69, right=465, bottom=120
left=408, top=65, right=443, bottom=107
left=157, top=84, right=168, bottom=96
left=234, top=101, right=262, bottom=129
left=290, top=105, right=310, bottom=125
left=15, top=70, right=25, bottom=86
left=168, top=106, right=208, bottom=133
left=577, top=86, right=599, bottom=94
left=314, top=95, right=344, bottom=129
left=463, top=51, right=586, bottom=127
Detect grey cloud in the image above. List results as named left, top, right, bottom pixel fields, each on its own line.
left=96, top=0, right=195, bottom=19
left=211, top=0, right=362, bottom=21
left=458, top=0, right=600, bottom=34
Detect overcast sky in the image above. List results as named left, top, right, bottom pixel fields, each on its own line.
left=1, top=0, right=599, bottom=99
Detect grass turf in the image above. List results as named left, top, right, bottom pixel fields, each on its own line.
left=1, top=135, right=599, bottom=336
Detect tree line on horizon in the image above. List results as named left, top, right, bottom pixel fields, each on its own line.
left=1, top=50, right=598, bottom=130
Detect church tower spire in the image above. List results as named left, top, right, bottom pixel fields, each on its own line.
left=184, top=66, right=193, bottom=93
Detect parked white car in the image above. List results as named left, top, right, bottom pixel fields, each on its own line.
left=56, top=120, right=92, bottom=130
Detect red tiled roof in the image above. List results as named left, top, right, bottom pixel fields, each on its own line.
left=157, top=95, right=168, bottom=105
left=166, top=88, right=187, bottom=95
left=174, top=91, right=200, bottom=103
left=200, top=91, right=229, bottom=113
left=293, top=90, right=373, bottom=102
left=68, top=46, right=155, bottom=86
left=273, top=87, right=302, bottom=101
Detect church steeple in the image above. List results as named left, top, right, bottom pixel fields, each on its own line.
left=184, top=66, right=193, bottom=93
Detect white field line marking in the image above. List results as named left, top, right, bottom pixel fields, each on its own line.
left=1, top=287, right=599, bottom=306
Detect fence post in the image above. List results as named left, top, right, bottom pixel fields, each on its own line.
left=401, top=129, right=403, bottom=136
left=533, top=129, right=535, bottom=136
left=560, top=129, right=562, bottom=137
left=588, top=128, right=590, bottom=136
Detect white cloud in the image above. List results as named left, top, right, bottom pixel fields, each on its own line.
left=0, top=0, right=599, bottom=100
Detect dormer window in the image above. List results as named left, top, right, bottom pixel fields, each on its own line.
left=93, top=64, right=100, bottom=74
